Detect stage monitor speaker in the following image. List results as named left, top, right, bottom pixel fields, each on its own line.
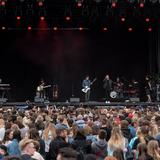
left=70, top=97, right=80, bottom=103
left=0, top=98, right=7, bottom=103
left=157, top=84, right=160, bottom=101
left=34, top=97, right=45, bottom=103
left=130, top=97, right=140, bottom=102
left=157, top=93, right=160, bottom=101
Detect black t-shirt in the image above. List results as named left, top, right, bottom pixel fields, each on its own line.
left=21, top=154, right=34, bottom=160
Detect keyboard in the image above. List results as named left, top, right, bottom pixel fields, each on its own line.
left=0, top=84, right=10, bottom=87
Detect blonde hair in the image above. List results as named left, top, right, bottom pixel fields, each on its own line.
left=105, top=156, right=117, bottom=160
left=42, top=122, right=56, bottom=140
left=84, top=125, right=92, bottom=135
left=136, top=127, right=146, bottom=144
left=19, top=139, right=34, bottom=151
left=150, top=124, right=159, bottom=138
left=0, top=119, right=4, bottom=128
left=147, top=140, right=160, bottom=160
left=108, top=126, right=125, bottom=151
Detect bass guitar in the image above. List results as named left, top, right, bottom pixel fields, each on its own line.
left=37, top=85, right=51, bottom=92
left=82, top=78, right=97, bottom=93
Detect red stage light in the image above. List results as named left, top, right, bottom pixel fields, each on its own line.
left=145, top=18, right=150, bottom=22
left=28, top=26, right=32, bottom=30
left=128, top=27, right=133, bottom=32
left=112, top=2, right=116, bottom=8
left=2, top=26, right=5, bottom=30
left=1, top=1, right=5, bottom=6
left=140, top=3, right=144, bottom=8
left=121, top=17, right=125, bottom=22
left=148, top=27, right=152, bottom=32
left=40, top=16, right=45, bottom=21
left=17, top=16, right=21, bottom=20
left=38, top=1, right=43, bottom=6
left=66, top=16, right=71, bottom=21
left=53, top=27, right=58, bottom=31
left=77, top=2, right=82, bottom=7
left=103, top=27, right=108, bottom=31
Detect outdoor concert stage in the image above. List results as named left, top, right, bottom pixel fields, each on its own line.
left=0, top=101, right=160, bottom=108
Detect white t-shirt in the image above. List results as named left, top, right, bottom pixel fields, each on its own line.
left=0, top=127, right=5, bottom=141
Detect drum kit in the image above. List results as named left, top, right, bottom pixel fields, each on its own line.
left=110, top=81, right=139, bottom=100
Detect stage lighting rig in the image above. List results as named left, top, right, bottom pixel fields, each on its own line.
left=26, top=3, right=34, bottom=17
left=149, top=0, right=158, bottom=3
left=93, top=0, right=102, bottom=3
left=127, top=0, right=136, bottom=3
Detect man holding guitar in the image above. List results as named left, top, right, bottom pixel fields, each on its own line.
left=82, top=76, right=96, bottom=101
left=37, top=79, right=51, bottom=99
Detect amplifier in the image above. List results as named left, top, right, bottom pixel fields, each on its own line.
left=70, top=97, right=80, bottom=103
left=130, top=97, right=140, bottom=102
left=0, top=98, right=7, bottom=102
left=157, top=84, right=160, bottom=101
left=34, top=97, right=45, bottom=103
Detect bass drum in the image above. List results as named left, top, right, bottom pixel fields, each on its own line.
left=110, top=91, right=117, bottom=99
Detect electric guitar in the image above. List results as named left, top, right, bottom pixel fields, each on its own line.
left=82, top=78, right=97, bottom=93
left=37, top=85, right=51, bottom=92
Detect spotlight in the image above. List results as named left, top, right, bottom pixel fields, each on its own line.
left=76, top=0, right=83, bottom=7
left=65, top=16, right=71, bottom=21
left=145, top=17, right=150, bottom=22
left=128, top=27, right=133, bottom=31
left=1, top=1, right=6, bottom=6
left=148, top=27, right=152, bottom=32
left=79, top=27, right=83, bottom=31
left=53, top=27, right=58, bottom=31
left=38, top=1, right=43, bottom=6
left=17, top=16, right=21, bottom=20
left=40, top=16, right=45, bottom=20
left=112, top=2, right=116, bottom=8
left=103, top=27, right=108, bottom=31
left=121, top=17, right=126, bottom=22
left=77, top=2, right=82, bottom=7
left=2, top=26, right=5, bottom=30
left=28, top=26, right=32, bottom=30
left=139, top=2, right=144, bottom=8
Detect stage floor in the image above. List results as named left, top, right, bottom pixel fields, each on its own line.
left=0, top=101, right=160, bottom=108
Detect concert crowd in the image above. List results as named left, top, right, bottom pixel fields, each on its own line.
left=0, top=105, right=160, bottom=160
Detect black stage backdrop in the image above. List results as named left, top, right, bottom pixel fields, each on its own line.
left=0, top=30, right=150, bottom=101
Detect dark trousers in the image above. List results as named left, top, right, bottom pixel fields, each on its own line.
left=85, top=90, right=90, bottom=101
left=40, top=90, right=46, bottom=99
left=105, top=89, right=111, bottom=101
